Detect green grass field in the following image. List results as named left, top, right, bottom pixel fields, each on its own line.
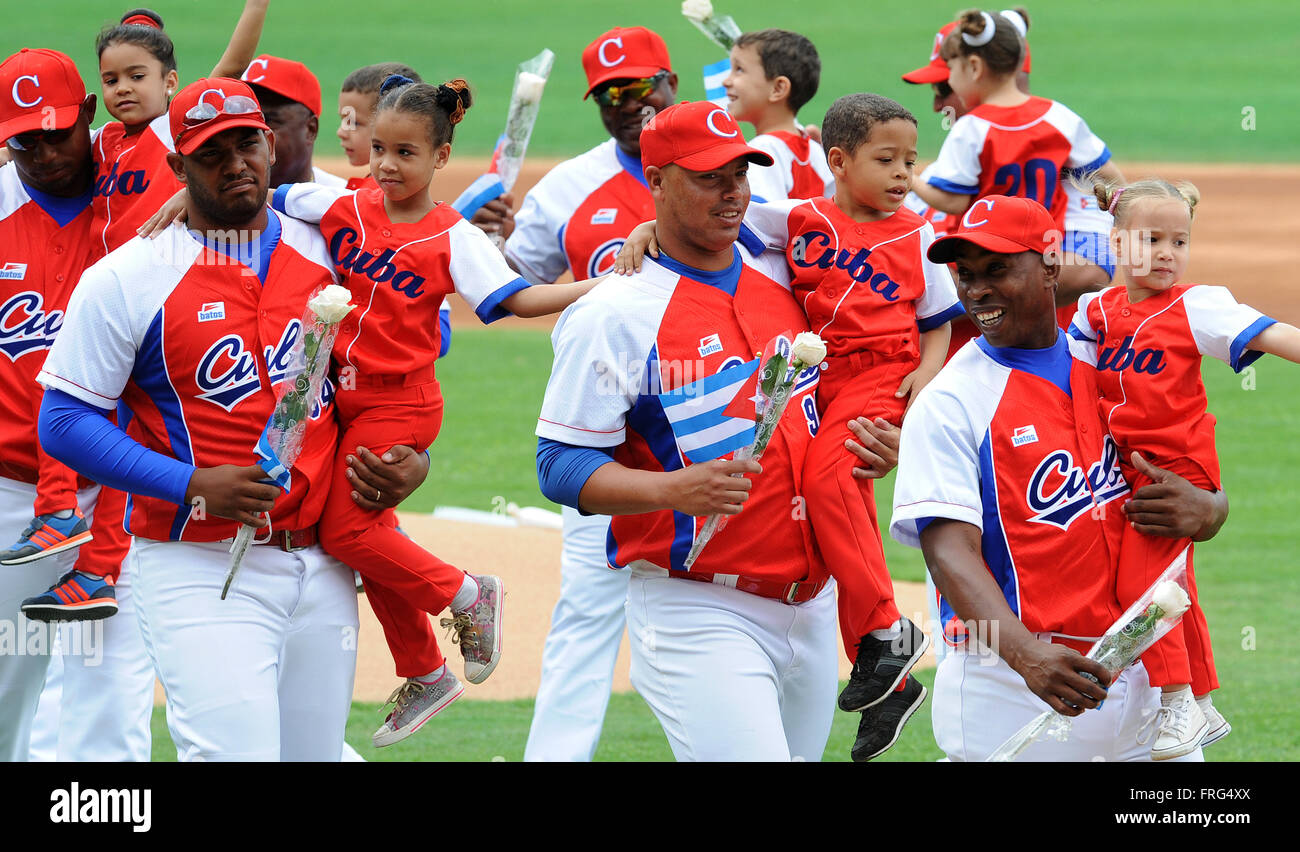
left=142, top=328, right=1299, bottom=761
left=7, top=0, right=1296, bottom=161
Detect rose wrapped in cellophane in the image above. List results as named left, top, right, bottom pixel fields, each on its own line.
left=986, top=546, right=1194, bottom=761
left=681, top=0, right=742, bottom=50
left=682, top=332, right=826, bottom=569
left=221, top=284, right=356, bottom=599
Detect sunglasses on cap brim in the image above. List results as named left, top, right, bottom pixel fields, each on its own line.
left=593, top=71, right=668, bottom=108
left=182, top=94, right=262, bottom=128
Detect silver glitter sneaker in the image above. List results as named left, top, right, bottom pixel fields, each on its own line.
left=372, top=671, right=465, bottom=748
left=440, top=574, right=503, bottom=684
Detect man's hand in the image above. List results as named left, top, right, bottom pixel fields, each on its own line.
left=469, top=193, right=516, bottom=240
left=345, top=445, right=430, bottom=511
left=1006, top=640, right=1112, bottom=717
left=137, top=187, right=190, bottom=238
left=1124, top=452, right=1228, bottom=541
left=185, top=464, right=279, bottom=526
left=665, top=458, right=761, bottom=516
left=845, top=417, right=900, bottom=479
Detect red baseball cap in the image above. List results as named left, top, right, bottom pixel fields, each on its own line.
left=241, top=54, right=322, bottom=117
left=927, top=196, right=1059, bottom=263
left=582, top=26, right=672, bottom=99
left=0, top=49, right=87, bottom=141
left=901, top=18, right=1032, bottom=84
left=640, top=101, right=773, bottom=172
left=170, top=78, right=271, bottom=155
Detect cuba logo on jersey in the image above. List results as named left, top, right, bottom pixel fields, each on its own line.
left=93, top=161, right=151, bottom=199
left=0, top=291, right=62, bottom=362
left=195, top=334, right=261, bottom=412
left=1096, top=334, right=1166, bottom=375
left=1025, top=436, right=1128, bottom=530
left=330, top=228, right=427, bottom=298
left=789, top=232, right=901, bottom=302
left=586, top=238, right=625, bottom=279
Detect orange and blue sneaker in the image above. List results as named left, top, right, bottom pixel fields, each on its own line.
left=0, top=512, right=93, bottom=565
left=21, top=570, right=118, bottom=622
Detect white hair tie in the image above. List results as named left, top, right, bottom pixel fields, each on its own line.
left=1000, top=9, right=1027, bottom=37
left=962, top=11, right=997, bottom=46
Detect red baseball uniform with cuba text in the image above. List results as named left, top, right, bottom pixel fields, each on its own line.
left=273, top=182, right=529, bottom=676
left=1069, top=284, right=1275, bottom=691
left=90, top=113, right=184, bottom=255
left=743, top=197, right=963, bottom=658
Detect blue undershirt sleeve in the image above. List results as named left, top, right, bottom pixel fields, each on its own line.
left=536, top=437, right=614, bottom=512
left=38, top=389, right=195, bottom=506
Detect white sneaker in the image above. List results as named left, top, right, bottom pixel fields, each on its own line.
left=1150, top=687, right=1209, bottom=760
left=1197, top=695, right=1232, bottom=748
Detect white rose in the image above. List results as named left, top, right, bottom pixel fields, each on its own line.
left=681, top=0, right=715, bottom=24
left=308, top=284, right=356, bottom=324
left=513, top=72, right=548, bottom=105
left=1151, top=580, right=1191, bottom=619
left=791, top=332, right=827, bottom=368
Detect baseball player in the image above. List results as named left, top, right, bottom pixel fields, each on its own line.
left=240, top=53, right=345, bottom=188
left=721, top=28, right=833, bottom=203
left=536, top=100, right=844, bottom=761
left=503, top=26, right=677, bottom=762
left=1071, top=177, right=1300, bottom=757
left=35, top=77, right=426, bottom=761
left=890, top=195, right=1225, bottom=761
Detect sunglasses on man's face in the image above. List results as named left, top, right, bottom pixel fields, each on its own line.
left=593, top=71, right=668, bottom=108
left=6, top=125, right=76, bottom=151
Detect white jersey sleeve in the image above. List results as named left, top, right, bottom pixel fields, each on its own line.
left=926, top=116, right=988, bottom=195
left=1066, top=291, right=1103, bottom=365
left=1182, top=285, right=1277, bottom=372
left=447, top=218, right=530, bottom=323
left=745, top=134, right=790, bottom=203
left=915, top=222, right=961, bottom=323
left=1046, top=102, right=1111, bottom=176
left=740, top=198, right=802, bottom=252
left=271, top=182, right=353, bottom=224
left=310, top=166, right=349, bottom=188
left=504, top=168, right=576, bottom=287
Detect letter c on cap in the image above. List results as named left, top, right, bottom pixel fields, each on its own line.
left=598, top=37, right=626, bottom=68
left=197, top=87, right=228, bottom=110
left=243, top=58, right=268, bottom=84
left=705, top=108, right=737, bottom=138
left=12, top=75, right=41, bottom=108
left=963, top=197, right=996, bottom=228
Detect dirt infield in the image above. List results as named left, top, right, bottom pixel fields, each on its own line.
left=308, top=155, right=1296, bottom=705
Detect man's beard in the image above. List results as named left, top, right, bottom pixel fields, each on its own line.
left=186, top=168, right=269, bottom=228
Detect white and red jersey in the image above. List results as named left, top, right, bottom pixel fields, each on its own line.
left=891, top=332, right=1129, bottom=640
left=536, top=247, right=824, bottom=585
left=1070, top=283, right=1275, bottom=488
left=0, top=165, right=100, bottom=489
left=743, top=197, right=961, bottom=360
left=38, top=212, right=341, bottom=542
left=345, top=173, right=377, bottom=192
left=925, top=96, right=1110, bottom=232
left=505, top=139, right=655, bottom=284
left=273, top=185, right=526, bottom=378
left=90, top=114, right=184, bottom=255
left=746, top=129, right=834, bottom=203
left=310, top=166, right=348, bottom=189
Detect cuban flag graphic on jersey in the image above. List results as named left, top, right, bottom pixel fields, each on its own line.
left=659, top=357, right=759, bottom=463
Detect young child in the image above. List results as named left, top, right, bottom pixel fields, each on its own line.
left=1070, top=177, right=1300, bottom=758
left=336, top=62, right=423, bottom=191
left=722, top=28, right=832, bottom=202
left=617, top=93, right=963, bottom=760
left=273, top=76, right=600, bottom=747
left=4, top=5, right=266, bottom=576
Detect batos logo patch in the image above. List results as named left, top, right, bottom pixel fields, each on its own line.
left=0, top=262, right=28, bottom=280
left=698, top=333, right=722, bottom=357
left=1012, top=425, right=1038, bottom=447
left=197, top=302, right=226, bottom=322
left=590, top=208, right=618, bottom=225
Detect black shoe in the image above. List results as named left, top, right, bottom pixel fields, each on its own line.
left=838, top=617, right=930, bottom=712
left=851, top=674, right=927, bottom=762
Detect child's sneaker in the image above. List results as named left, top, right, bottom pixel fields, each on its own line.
left=372, top=670, right=465, bottom=747
left=838, top=616, right=930, bottom=712
left=1, top=512, right=93, bottom=565
left=851, top=674, right=928, bottom=762
left=1197, top=695, right=1232, bottom=748
left=1149, top=686, right=1209, bottom=760
left=21, top=570, right=118, bottom=622
left=440, top=574, right=503, bottom=684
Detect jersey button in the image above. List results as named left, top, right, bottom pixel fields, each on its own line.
left=382, top=228, right=392, bottom=237
left=53, top=245, right=65, bottom=255
left=1121, top=308, right=1131, bottom=317
left=243, top=281, right=255, bottom=291
left=55, top=273, right=65, bottom=282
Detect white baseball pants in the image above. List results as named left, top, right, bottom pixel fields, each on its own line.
left=0, top=476, right=98, bottom=762
left=626, top=567, right=838, bottom=761
left=524, top=508, right=626, bottom=761
left=131, top=539, right=358, bottom=761
left=931, top=643, right=1205, bottom=762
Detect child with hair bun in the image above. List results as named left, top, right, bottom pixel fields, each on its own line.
left=1070, top=176, right=1300, bottom=759
left=271, top=75, right=602, bottom=747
